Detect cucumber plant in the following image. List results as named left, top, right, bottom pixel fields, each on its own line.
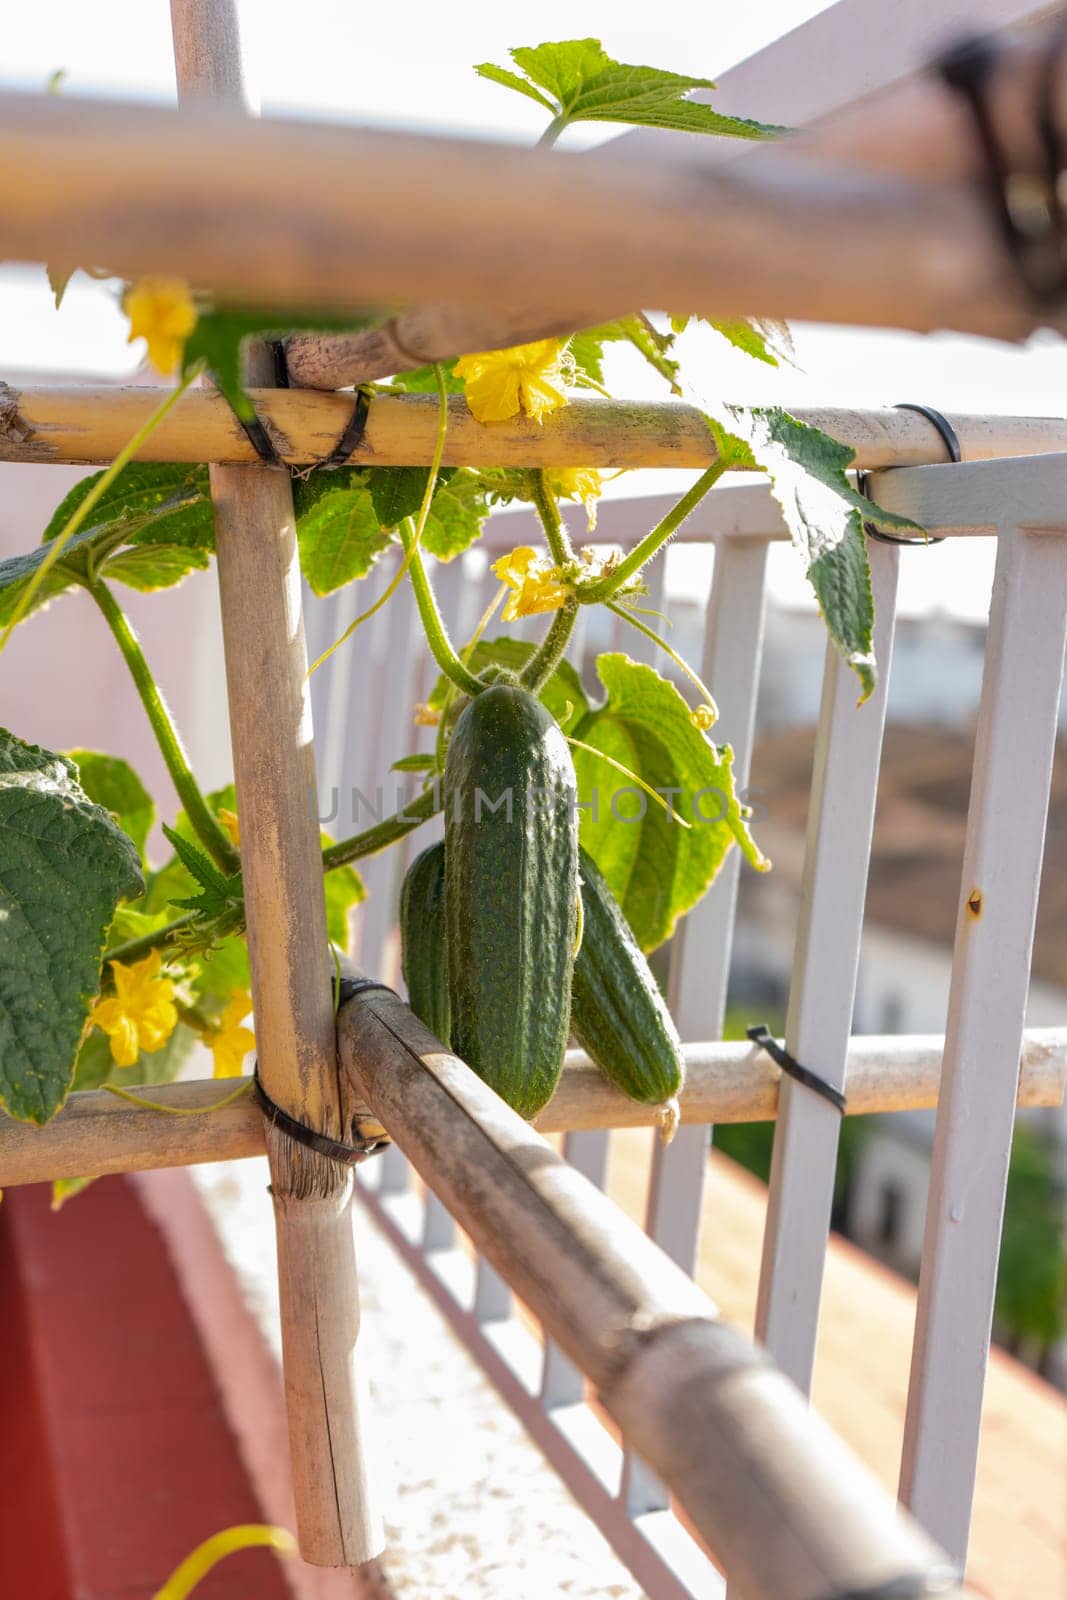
left=0, top=37, right=917, bottom=1163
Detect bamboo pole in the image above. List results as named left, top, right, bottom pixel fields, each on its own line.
left=169, top=0, right=381, bottom=1567
left=5, top=384, right=1067, bottom=470
left=0, top=88, right=1043, bottom=341
left=2, top=1030, right=1061, bottom=1191
left=336, top=987, right=968, bottom=1599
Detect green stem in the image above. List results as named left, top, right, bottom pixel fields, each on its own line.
left=400, top=520, right=484, bottom=698
left=521, top=600, right=578, bottom=692
left=321, top=784, right=440, bottom=873
left=89, top=580, right=239, bottom=875
left=538, top=114, right=568, bottom=147
left=531, top=471, right=575, bottom=566
left=0, top=366, right=201, bottom=652
left=578, top=463, right=728, bottom=603
left=103, top=912, right=199, bottom=970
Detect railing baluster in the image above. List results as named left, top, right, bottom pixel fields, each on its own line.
left=621, top=532, right=771, bottom=1518
left=540, top=1129, right=611, bottom=1409
left=753, top=540, right=900, bottom=1391
left=899, top=520, right=1067, bottom=1563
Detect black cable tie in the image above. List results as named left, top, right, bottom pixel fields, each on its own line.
left=317, top=387, right=371, bottom=472
left=746, top=1024, right=847, bottom=1115
left=251, top=1067, right=390, bottom=1164
left=237, top=409, right=284, bottom=468
left=249, top=972, right=400, bottom=1163
left=860, top=402, right=957, bottom=547
left=937, top=26, right=1067, bottom=313
left=334, top=973, right=397, bottom=1008
left=815, top=1565, right=961, bottom=1600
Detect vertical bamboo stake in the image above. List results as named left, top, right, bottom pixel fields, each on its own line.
left=170, top=0, right=382, bottom=1566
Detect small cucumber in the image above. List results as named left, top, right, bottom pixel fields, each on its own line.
left=399, top=842, right=450, bottom=1045
left=571, top=847, right=684, bottom=1129
left=444, top=684, right=578, bottom=1118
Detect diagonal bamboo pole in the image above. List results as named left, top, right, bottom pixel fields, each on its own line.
left=169, top=0, right=381, bottom=1567
left=0, top=1030, right=1062, bottom=1191
left=4, top=385, right=1067, bottom=469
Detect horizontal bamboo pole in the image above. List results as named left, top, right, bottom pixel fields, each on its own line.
left=4, top=384, right=1067, bottom=471
left=339, top=987, right=966, bottom=1600
left=0, top=89, right=1043, bottom=341
left=2, top=1029, right=1061, bottom=1191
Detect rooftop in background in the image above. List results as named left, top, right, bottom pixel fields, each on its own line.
left=747, top=723, right=1067, bottom=990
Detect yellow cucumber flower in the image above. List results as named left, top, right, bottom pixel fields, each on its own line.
left=546, top=468, right=603, bottom=530
left=454, top=340, right=569, bottom=425
left=413, top=703, right=441, bottom=727
left=123, top=278, right=198, bottom=376
left=89, top=949, right=179, bottom=1068
left=491, top=546, right=571, bottom=622
left=218, top=807, right=241, bottom=849
left=211, top=990, right=256, bottom=1079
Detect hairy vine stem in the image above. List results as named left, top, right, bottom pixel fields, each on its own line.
left=88, top=579, right=239, bottom=875
left=577, top=462, right=728, bottom=602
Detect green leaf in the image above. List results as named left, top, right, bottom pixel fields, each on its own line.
left=143, top=785, right=236, bottom=915
left=391, top=754, right=436, bottom=773
left=570, top=655, right=768, bottom=951
left=708, top=405, right=924, bottom=701
left=0, top=729, right=144, bottom=1123
left=368, top=466, right=447, bottom=529
left=421, top=471, right=491, bottom=561
left=192, top=934, right=250, bottom=1005
left=183, top=307, right=377, bottom=424
left=0, top=465, right=212, bottom=629
left=708, top=318, right=794, bottom=368
left=41, top=463, right=213, bottom=551
left=101, top=542, right=211, bottom=592
left=388, top=360, right=464, bottom=394
left=480, top=39, right=785, bottom=141
left=474, top=61, right=557, bottom=111
left=294, top=474, right=394, bottom=596
left=67, top=750, right=155, bottom=862
left=73, top=1014, right=197, bottom=1094
left=324, top=856, right=364, bottom=950
left=426, top=637, right=589, bottom=732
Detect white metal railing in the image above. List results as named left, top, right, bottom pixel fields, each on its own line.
left=305, top=457, right=1067, bottom=1595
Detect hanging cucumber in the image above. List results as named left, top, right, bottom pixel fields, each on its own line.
left=571, top=847, right=684, bottom=1139
left=444, top=683, right=578, bottom=1118
left=399, top=842, right=450, bottom=1045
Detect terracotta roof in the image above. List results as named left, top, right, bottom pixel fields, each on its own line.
left=604, top=1135, right=1067, bottom=1600
left=745, top=723, right=1067, bottom=989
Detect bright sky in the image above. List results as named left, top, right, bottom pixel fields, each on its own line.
left=3, top=0, right=1065, bottom=620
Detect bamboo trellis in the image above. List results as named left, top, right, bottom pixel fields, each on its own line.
left=2, top=1, right=1066, bottom=1595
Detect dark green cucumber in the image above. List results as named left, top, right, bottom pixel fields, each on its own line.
left=444, top=684, right=578, bottom=1118
left=399, top=842, right=450, bottom=1045
left=571, top=847, right=684, bottom=1113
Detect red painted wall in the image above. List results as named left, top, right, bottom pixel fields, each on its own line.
left=0, top=1177, right=292, bottom=1600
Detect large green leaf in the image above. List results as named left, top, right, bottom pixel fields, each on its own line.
left=294, top=474, right=394, bottom=596
left=67, top=750, right=155, bottom=862
left=570, top=655, right=767, bottom=951
left=708, top=406, right=923, bottom=702
left=477, top=39, right=785, bottom=140
left=0, top=468, right=211, bottom=627
left=421, top=471, right=492, bottom=561
left=41, top=463, right=214, bottom=551
left=0, top=729, right=144, bottom=1123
